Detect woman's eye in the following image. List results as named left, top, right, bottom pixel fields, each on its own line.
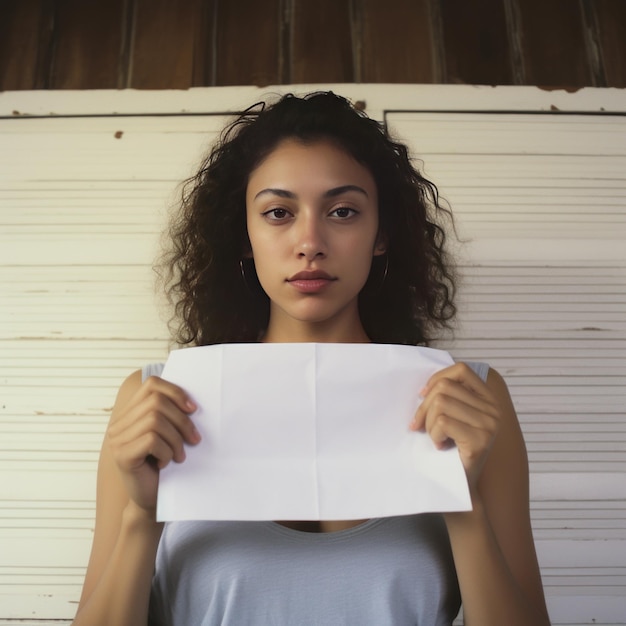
left=263, top=208, right=290, bottom=221
left=330, top=206, right=357, bottom=219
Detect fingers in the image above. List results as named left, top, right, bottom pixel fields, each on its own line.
left=410, top=363, right=501, bottom=486
left=108, top=376, right=201, bottom=472
left=121, top=375, right=197, bottom=422
left=424, top=400, right=498, bottom=453
left=412, top=363, right=495, bottom=432
left=118, top=429, right=185, bottom=471
left=111, top=405, right=188, bottom=469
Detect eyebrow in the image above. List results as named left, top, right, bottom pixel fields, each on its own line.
left=253, top=185, right=369, bottom=201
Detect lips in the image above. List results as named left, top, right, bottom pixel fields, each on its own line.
left=286, top=270, right=336, bottom=293
left=287, top=270, right=334, bottom=282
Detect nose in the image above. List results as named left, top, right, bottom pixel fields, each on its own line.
left=294, top=214, right=327, bottom=260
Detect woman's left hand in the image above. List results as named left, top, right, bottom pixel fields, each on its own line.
left=411, top=362, right=501, bottom=491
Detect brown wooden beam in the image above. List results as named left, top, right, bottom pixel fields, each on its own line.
left=291, top=0, right=354, bottom=83
left=48, top=0, right=127, bottom=89
left=440, top=0, right=513, bottom=85
left=130, top=0, right=202, bottom=89
left=0, top=0, right=55, bottom=90
left=593, top=0, right=626, bottom=88
left=516, top=0, right=591, bottom=88
left=215, top=0, right=281, bottom=86
left=358, top=0, right=436, bottom=83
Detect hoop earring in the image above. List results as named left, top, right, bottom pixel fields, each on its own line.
left=239, top=258, right=258, bottom=293
left=380, top=255, right=389, bottom=286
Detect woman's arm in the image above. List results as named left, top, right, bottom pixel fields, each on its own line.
left=414, top=363, right=550, bottom=626
left=73, top=370, right=200, bottom=626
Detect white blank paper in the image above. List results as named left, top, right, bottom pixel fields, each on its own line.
left=157, top=343, right=471, bottom=522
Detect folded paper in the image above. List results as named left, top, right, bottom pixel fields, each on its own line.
left=157, top=343, right=471, bottom=522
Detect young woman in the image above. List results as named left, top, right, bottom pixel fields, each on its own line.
left=73, top=92, right=550, bottom=626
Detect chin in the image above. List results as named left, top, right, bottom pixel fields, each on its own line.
left=292, top=305, right=356, bottom=327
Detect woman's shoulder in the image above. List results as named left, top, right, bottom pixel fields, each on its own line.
left=141, top=362, right=166, bottom=381
left=458, top=360, right=490, bottom=383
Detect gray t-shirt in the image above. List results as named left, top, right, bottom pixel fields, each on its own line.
left=146, top=360, right=489, bottom=625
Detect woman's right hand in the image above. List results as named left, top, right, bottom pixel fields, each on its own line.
left=106, top=375, right=201, bottom=514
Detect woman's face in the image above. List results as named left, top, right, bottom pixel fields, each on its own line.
left=246, top=139, right=385, bottom=340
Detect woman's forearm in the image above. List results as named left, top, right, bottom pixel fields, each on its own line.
left=445, top=498, right=550, bottom=626
left=73, top=503, right=163, bottom=626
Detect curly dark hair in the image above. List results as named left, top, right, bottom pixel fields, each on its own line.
left=157, top=91, right=457, bottom=347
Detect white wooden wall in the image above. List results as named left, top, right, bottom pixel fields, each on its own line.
left=0, top=85, right=624, bottom=625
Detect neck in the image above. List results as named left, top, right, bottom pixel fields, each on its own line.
left=263, top=315, right=371, bottom=344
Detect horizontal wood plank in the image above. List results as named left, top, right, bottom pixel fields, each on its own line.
left=1, top=87, right=625, bottom=624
